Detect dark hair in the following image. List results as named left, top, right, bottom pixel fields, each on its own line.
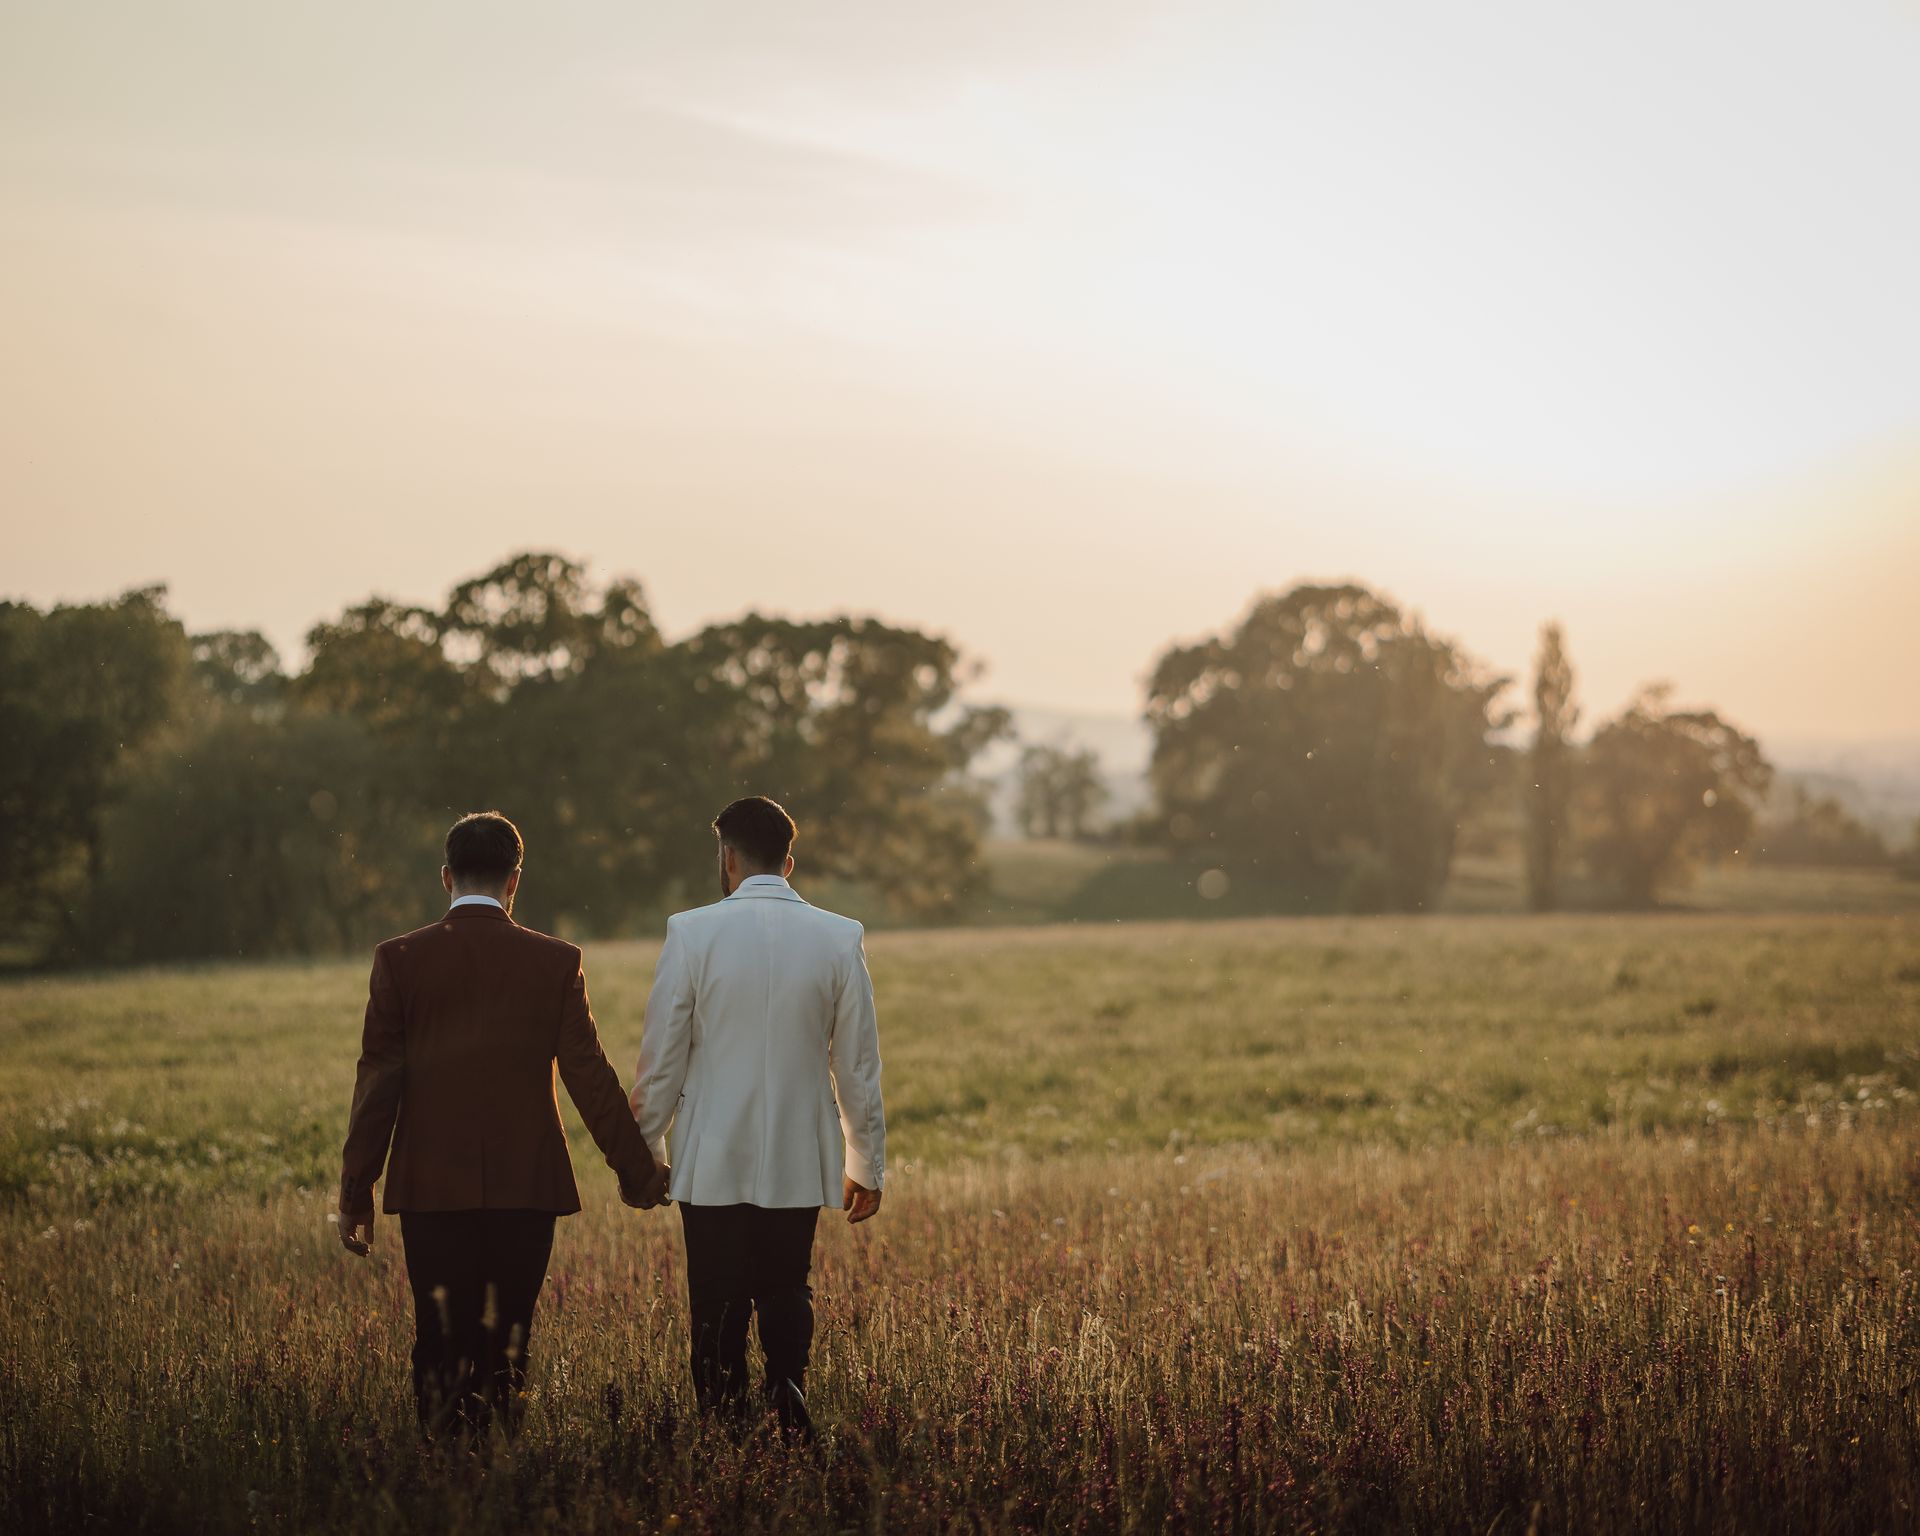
left=712, top=796, right=796, bottom=870
left=445, top=811, right=524, bottom=884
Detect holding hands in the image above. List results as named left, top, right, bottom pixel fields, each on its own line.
left=622, top=1161, right=672, bottom=1210
left=337, top=1159, right=665, bottom=1265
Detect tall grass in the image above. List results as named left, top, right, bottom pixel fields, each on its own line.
left=4, top=911, right=1918, bottom=1530
left=5, top=1125, right=1918, bottom=1532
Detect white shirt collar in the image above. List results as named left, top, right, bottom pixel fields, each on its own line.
left=448, top=894, right=504, bottom=910
left=726, top=873, right=802, bottom=901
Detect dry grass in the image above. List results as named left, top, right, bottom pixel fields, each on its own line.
left=4, top=911, right=1919, bottom=1531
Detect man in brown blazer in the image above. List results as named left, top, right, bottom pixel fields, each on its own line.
left=337, top=810, right=667, bottom=1440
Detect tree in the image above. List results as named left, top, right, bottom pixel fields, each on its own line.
left=1144, top=583, right=1509, bottom=911
left=681, top=614, right=1009, bottom=917
left=79, top=710, right=430, bottom=962
left=1525, top=622, right=1579, bottom=911
left=192, top=629, right=286, bottom=712
left=0, top=589, right=190, bottom=945
left=1579, top=685, right=1772, bottom=906
left=1753, top=787, right=1889, bottom=867
left=1900, top=820, right=1920, bottom=882
left=1014, top=741, right=1109, bottom=839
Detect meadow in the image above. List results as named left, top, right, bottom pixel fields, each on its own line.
left=4, top=909, right=1919, bottom=1532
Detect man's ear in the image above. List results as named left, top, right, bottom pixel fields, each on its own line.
left=782, top=854, right=795, bottom=879
left=441, top=865, right=454, bottom=896
left=503, top=869, right=521, bottom=902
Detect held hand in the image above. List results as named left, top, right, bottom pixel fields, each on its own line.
left=843, top=1175, right=882, bottom=1225
left=335, top=1207, right=374, bottom=1257
left=622, top=1162, right=672, bottom=1210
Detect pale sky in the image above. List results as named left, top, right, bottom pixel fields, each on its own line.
left=3, top=0, right=1917, bottom=743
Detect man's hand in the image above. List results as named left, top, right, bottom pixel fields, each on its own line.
left=621, top=1161, right=672, bottom=1210
left=336, top=1207, right=374, bottom=1257
left=843, top=1176, right=882, bottom=1225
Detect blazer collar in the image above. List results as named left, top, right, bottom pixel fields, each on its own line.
left=443, top=903, right=514, bottom=923
left=725, top=875, right=807, bottom=904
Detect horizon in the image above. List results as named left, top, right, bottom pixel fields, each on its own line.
left=10, top=543, right=1920, bottom=758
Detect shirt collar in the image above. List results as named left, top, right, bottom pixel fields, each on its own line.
left=448, top=894, right=504, bottom=910
left=726, top=873, right=803, bottom=902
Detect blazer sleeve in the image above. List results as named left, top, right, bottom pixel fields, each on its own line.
left=339, top=947, right=404, bottom=1214
left=631, top=919, right=696, bottom=1166
left=828, top=926, right=887, bottom=1190
left=555, top=949, right=658, bottom=1191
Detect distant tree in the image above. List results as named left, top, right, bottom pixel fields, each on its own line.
left=79, top=710, right=430, bottom=962
left=12, top=553, right=1017, bottom=961
left=1525, top=622, right=1579, bottom=911
left=0, top=589, right=190, bottom=944
left=1144, top=583, right=1509, bottom=911
left=683, top=614, right=1010, bottom=918
left=1015, top=741, right=1109, bottom=839
left=192, top=629, right=285, bottom=712
left=441, top=551, right=658, bottom=689
left=1754, top=787, right=1889, bottom=867
left=1900, top=820, right=1920, bottom=882
left=297, top=598, right=479, bottom=749
left=1579, top=685, right=1772, bottom=906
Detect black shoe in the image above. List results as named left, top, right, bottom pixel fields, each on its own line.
left=766, top=1378, right=815, bottom=1446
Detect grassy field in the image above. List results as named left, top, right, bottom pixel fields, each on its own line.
left=4, top=911, right=1919, bottom=1531
left=956, top=839, right=1920, bottom=927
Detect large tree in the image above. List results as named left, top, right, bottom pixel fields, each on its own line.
left=0, top=589, right=190, bottom=945
left=1144, top=583, right=1508, bottom=911
left=682, top=614, right=1009, bottom=918
left=1525, top=622, right=1579, bottom=911
left=1579, top=685, right=1772, bottom=906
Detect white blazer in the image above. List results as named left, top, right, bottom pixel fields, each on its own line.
left=630, top=875, right=886, bottom=1208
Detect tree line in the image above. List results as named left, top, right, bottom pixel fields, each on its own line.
left=1129, top=583, right=1900, bottom=913
left=3, top=563, right=1908, bottom=965
left=2, top=553, right=1006, bottom=964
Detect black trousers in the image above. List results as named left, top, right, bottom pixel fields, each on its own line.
left=679, top=1202, right=820, bottom=1424
left=398, top=1208, right=556, bottom=1441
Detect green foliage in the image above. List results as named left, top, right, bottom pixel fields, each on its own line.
left=1144, top=583, right=1510, bottom=911
left=22, top=557, right=1004, bottom=964
left=78, top=710, right=436, bottom=962
left=1580, top=685, right=1773, bottom=906
left=0, top=589, right=191, bottom=945
left=191, top=628, right=286, bottom=710
left=682, top=614, right=1009, bottom=918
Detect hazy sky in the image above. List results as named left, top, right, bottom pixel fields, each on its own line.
left=4, top=0, right=1917, bottom=743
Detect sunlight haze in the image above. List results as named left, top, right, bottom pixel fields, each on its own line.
left=3, top=0, right=1916, bottom=740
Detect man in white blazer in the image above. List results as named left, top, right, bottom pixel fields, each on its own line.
left=630, top=795, right=886, bottom=1438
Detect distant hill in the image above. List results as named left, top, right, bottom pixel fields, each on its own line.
left=1767, top=739, right=1920, bottom=842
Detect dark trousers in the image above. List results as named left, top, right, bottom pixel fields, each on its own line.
left=398, top=1208, right=556, bottom=1441
left=679, top=1202, right=820, bottom=1428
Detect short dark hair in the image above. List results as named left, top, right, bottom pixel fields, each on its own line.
left=712, top=796, right=796, bottom=870
left=445, top=811, right=524, bottom=884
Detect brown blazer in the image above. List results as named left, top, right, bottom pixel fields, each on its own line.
left=338, top=902, right=656, bottom=1216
